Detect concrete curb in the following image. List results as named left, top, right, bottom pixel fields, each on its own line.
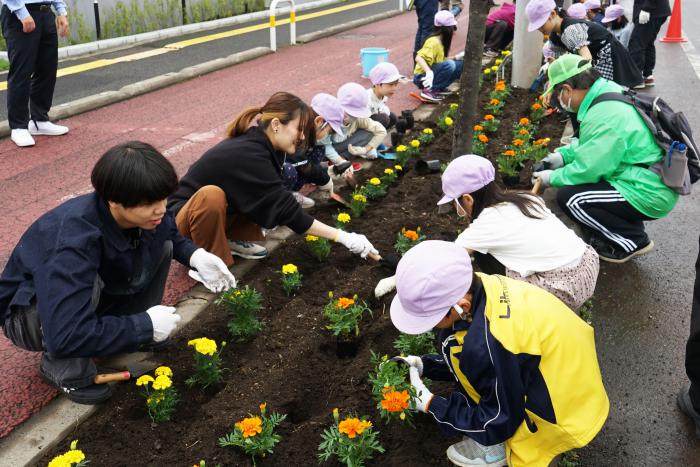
left=0, top=0, right=342, bottom=62
left=296, top=9, right=402, bottom=43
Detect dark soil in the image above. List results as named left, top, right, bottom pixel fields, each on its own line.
left=37, top=85, right=564, bottom=467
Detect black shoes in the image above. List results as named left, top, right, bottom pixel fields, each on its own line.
left=678, top=384, right=700, bottom=438
left=590, top=236, right=655, bottom=263
left=40, top=368, right=112, bottom=405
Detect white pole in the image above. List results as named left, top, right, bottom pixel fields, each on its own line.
left=269, top=0, right=278, bottom=51
left=511, top=0, right=545, bottom=88
left=290, top=0, right=296, bottom=45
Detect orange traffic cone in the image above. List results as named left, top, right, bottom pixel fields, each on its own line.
left=661, top=0, right=687, bottom=43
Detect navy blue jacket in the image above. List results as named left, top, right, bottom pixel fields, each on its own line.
left=0, top=193, right=197, bottom=358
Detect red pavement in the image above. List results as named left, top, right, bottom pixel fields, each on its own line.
left=0, top=11, right=469, bottom=438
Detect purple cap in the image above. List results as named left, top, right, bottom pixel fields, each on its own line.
left=584, top=0, right=600, bottom=10
left=311, top=93, right=344, bottom=136
left=602, top=4, right=625, bottom=22
left=369, top=62, right=403, bottom=85
left=567, top=3, right=587, bottom=19
left=337, top=82, right=371, bottom=118
left=437, top=154, right=495, bottom=205
left=526, top=0, right=556, bottom=32
left=390, top=240, right=473, bottom=334
left=434, top=10, right=457, bottom=27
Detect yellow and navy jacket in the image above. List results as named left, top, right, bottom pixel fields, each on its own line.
left=423, top=273, right=609, bottom=467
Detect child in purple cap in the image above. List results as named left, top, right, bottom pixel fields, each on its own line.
left=389, top=240, right=609, bottom=467
left=602, top=4, right=633, bottom=49
left=413, top=10, right=463, bottom=103
left=583, top=0, right=604, bottom=23
left=367, top=62, right=401, bottom=130
left=566, top=2, right=587, bottom=20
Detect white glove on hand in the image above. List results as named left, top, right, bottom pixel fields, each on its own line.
left=542, top=152, right=564, bottom=169
left=532, top=169, right=553, bottom=188
left=336, top=231, right=378, bottom=259
left=146, top=305, right=181, bottom=342
left=539, top=62, right=550, bottom=75
left=409, top=366, right=433, bottom=412
left=421, top=70, right=434, bottom=89
left=319, top=179, right=334, bottom=193
left=455, top=51, right=465, bottom=60
left=392, top=355, right=424, bottom=375
left=189, top=248, right=236, bottom=293
left=347, top=144, right=369, bottom=156
left=375, top=275, right=397, bottom=298
left=638, top=10, right=650, bottom=24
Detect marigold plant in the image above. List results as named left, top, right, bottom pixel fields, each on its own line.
left=323, top=292, right=372, bottom=337
left=280, top=263, right=302, bottom=296
left=219, top=403, right=287, bottom=466
left=409, top=139, right=420, bottom=148
left=381, top=168, right=398, bottom=185
left=394, top=227, right=426, bottom=256
left=47, top=440, right=89, bottom=467
left=485, top=97, right=504, bottom=115
left=446, top=102, right=459, bottom=118
left=418, top=126, right=435, bottom=145
left=306, top=234, right=331, bottom=261
left=136, top=367, right=179, bottom=423
left=348, top=190, right=368, bottom=218
left=186, top=337, right=226, bottom=389
left=531, top=101, right=546, bottom=120
left=362, top=177, right=386, bottom=201
left=497, top=148, right=524, bottom=178
left=318, top=409, right=385, bottom=467
left=437, top=115, right=454, bottom=131
left=393, top=331, right=437, bottom=356
left=216, top=285, right=264, bottom=340
left=472, top=132, right=488, bottom=156
left=336, top=212, right=351, bottom=230
left=368, top=352, right=418, bottom=424
left=481, top=115, right=500, bottom=133
left=473, top=124, right=484, bottom=132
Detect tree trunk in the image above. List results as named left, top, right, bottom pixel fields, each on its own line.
left=451, top=0, right=493, bottom=158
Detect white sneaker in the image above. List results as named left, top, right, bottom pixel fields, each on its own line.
left=28, top=120, right=69, bottom=136
left=446, top=438, right=506, bottom=467
left=228, top=240, right=268, bottom=259
left=292, top=191, right=315, bottom=208
left=11, top=129, right=35, bottom=147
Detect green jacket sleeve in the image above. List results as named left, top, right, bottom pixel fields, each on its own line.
left=550, top=121, right=626, bottom=187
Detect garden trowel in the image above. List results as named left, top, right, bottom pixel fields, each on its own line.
left=95, top=352, right=163, bottom=384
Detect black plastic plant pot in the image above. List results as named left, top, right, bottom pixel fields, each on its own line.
left=502, top=175, right=520, bottom=187
left=396, top=118, right=408, bottom=135
left=336, top=335, right=359, bottom=358
left=401, top=110, right=415, bottom=129
left=390, top=132, right=402, bottom=148
left=415, top=159, right=441, bottom=175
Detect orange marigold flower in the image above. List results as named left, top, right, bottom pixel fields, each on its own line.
left=519, top=128, right=529, bottom=135
left=338, top=417, right=369, bottom=439
left=494, top=84, right=506, bottom=92
left=473, top=124, right=484, bottom=132
left=478, top=134, right=489, bottom=143
left=503, top=150, right=516, bottom=157
left=235, top=416, right=263, bottom=438
left=496, top=80, right=506, bottom=86
left=519, top=118, right=530, bottom=126
left=489, top=98, right=500, bottom=105
left=513, top=139, right=524, bottom=146
left=534, top=138, right=548, bottom=145
left=538, top=95, right=544, bottom=101
left=403, top=230, right=419, bottom=241
left=484, top=114, right=495, bottom=121
left=337, top=297, right=355, bottom=309
left=381, top=390, right=411, bottom=413
left=531, top=103, right=542, bottom=110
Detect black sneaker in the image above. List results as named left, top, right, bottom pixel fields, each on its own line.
left=678, top=384, right=700, bottom=438
left=592, top=237, right=655, bottom=264
left=40, top=370, right=112, bottom=405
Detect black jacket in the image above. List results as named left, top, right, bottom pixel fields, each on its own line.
left=168, top=127, right=314, bottom=234
left=633, top=0, right=671, bottom=21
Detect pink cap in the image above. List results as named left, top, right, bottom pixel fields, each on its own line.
left=584, top=0, right=600, bottom=10
left=437, top=155, right=495, bottom=205
left=602, top=4, right=625, bottom=23
left=369, top=62, right=403, bottom=85
left=434, top=10, right=457, bottom=27
left=526, top=0, right=556, bottom=32
left=567, top=3, right=587, bottom=19
left=310, top=93, right=344, bottom=136
left=390, top=240, right=473, bottom=335
left=337, top=82, right=371, bottom=118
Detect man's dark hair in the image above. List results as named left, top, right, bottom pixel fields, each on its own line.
left=91, top=141, right=178, bottom=207
left=552, top=64, right=601, bottom=95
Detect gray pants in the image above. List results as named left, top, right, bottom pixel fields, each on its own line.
left=3, top=241, right=172, bottom=389
left=332, top=129, right=373, bottom=159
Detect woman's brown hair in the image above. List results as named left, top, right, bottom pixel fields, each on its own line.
left=226, top=91, right=316, bottom=149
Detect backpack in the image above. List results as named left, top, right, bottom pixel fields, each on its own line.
left=590, top=90, right=700, bottom=195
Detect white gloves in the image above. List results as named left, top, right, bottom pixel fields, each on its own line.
left=189, top=248, right=236, bottom=293
left=393, top=355, right=424, bottom=375
left=327, top=164, right=354, bottom=180
left=348, top=144, right=369, bottom=156
left=319, top=179, right=334, bottom=192
left=146, top=305, right=181, bottom=342
left=409, top=367, right=433, bottom=412
left=532, top=169, right=553, bottom=188
left=455, top=51, right=465, bottom=60
left=638, top=10, right=650, bottom=24
left=542, top=152, right=564, bottom=169
left=421, top=70, right=434, bottom=89
left=375, top=275, right=397, bottom=298
left=336, top=231, right=378, bottom=258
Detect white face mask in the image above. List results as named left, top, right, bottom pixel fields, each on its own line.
left=558, top=89, right=574, bottom=113
left=454, top=199, right=467, bottom=218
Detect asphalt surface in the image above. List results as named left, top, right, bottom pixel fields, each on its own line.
left=0, top=0, right=398, bottom=121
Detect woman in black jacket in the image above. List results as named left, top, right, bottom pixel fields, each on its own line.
left=168, top=92, right=377, bottom=267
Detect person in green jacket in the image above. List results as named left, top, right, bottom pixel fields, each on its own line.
left=533, top=54, right=678, bottom=263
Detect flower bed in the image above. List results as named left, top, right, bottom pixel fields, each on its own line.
left=38, top=82, right=565, bottom=467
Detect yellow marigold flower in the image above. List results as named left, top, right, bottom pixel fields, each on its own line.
left=236, top=416, right=263, bottom=438
left=519, top=128, right=529, bottom=135
left=490, top=65, right=498, bottom=71
left=519, top=117, right=530, bottom=126
left=282, top=263, right=298, bottom=275
left=369, top=177, right=381, bottom=186
left=337, top=297, right=355, bottom=309
left=484, top=114, right=495, bottom=121
left=259, top=403, right=267, bottom=413
left=352, top=194, right=367, bottom=203
left=155, top=366, right=172, bottom=378
left=384, top=168, right=394, bottom=175
left=473, top=124, right=484, bottom=132
left=62, top=450, right=85, bottom=464
left=400, top=412, right=406, bottom=420
left=381, top=389, right=411, bottom=413
left=337, top=212, right=351, bottom=223
left=532, top=103, right=542, bottom=110
left=359, top=420, right=372, bottom=431
left=306, top=234, right=319, bottom=242
left=444, top=117, right=454, bottom=126
left=338, top=417, right=369, bottom=439
left=394, top=165, right=403, bottom=171
left=489, top=98, right=500, bottom=105
left=450, top=103, right=459, bottom=109
left=410, top=139, right=420, bottom=148
left=503, top=150, right=516, bottom=157
left=136, top=375, right=154, bottom=386
left=483, top=68, right=491, bottom=75
left=48, top=454, right=70, bottom=467
left=188, top=337, right=217, bottom=356
left=152, top=375, right=172, bottom=390
left=396, top=144, right=408, bottom=152
left=502, top=50, right=511, bottom=55
left=478, top=134, right=489, bottom=143
left=403, top=230, right=419, bottom=241
left=332, top=407, right=340, bottom=421
left=513, top=139, right=525, bottom=146
left=495, top=59, right=503, bottom=65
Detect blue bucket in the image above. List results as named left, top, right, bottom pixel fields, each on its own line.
left=360, top=47, right=390, bottom=78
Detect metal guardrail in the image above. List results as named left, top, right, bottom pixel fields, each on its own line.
left=269, top=0, right=296, bottom=52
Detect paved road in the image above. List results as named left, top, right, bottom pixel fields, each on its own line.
left=0, top=0, right=398, bottom=121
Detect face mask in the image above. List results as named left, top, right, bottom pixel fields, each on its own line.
left=454, top=199, right=467, bottom=218
left=317, top=134, right=332, bottom=145
left=558, top=89, right=574, bottom=113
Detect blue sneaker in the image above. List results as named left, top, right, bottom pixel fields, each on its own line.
left=377, top=143, right=387, bottom=152
left=446, top=438, right=506, bottom=466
